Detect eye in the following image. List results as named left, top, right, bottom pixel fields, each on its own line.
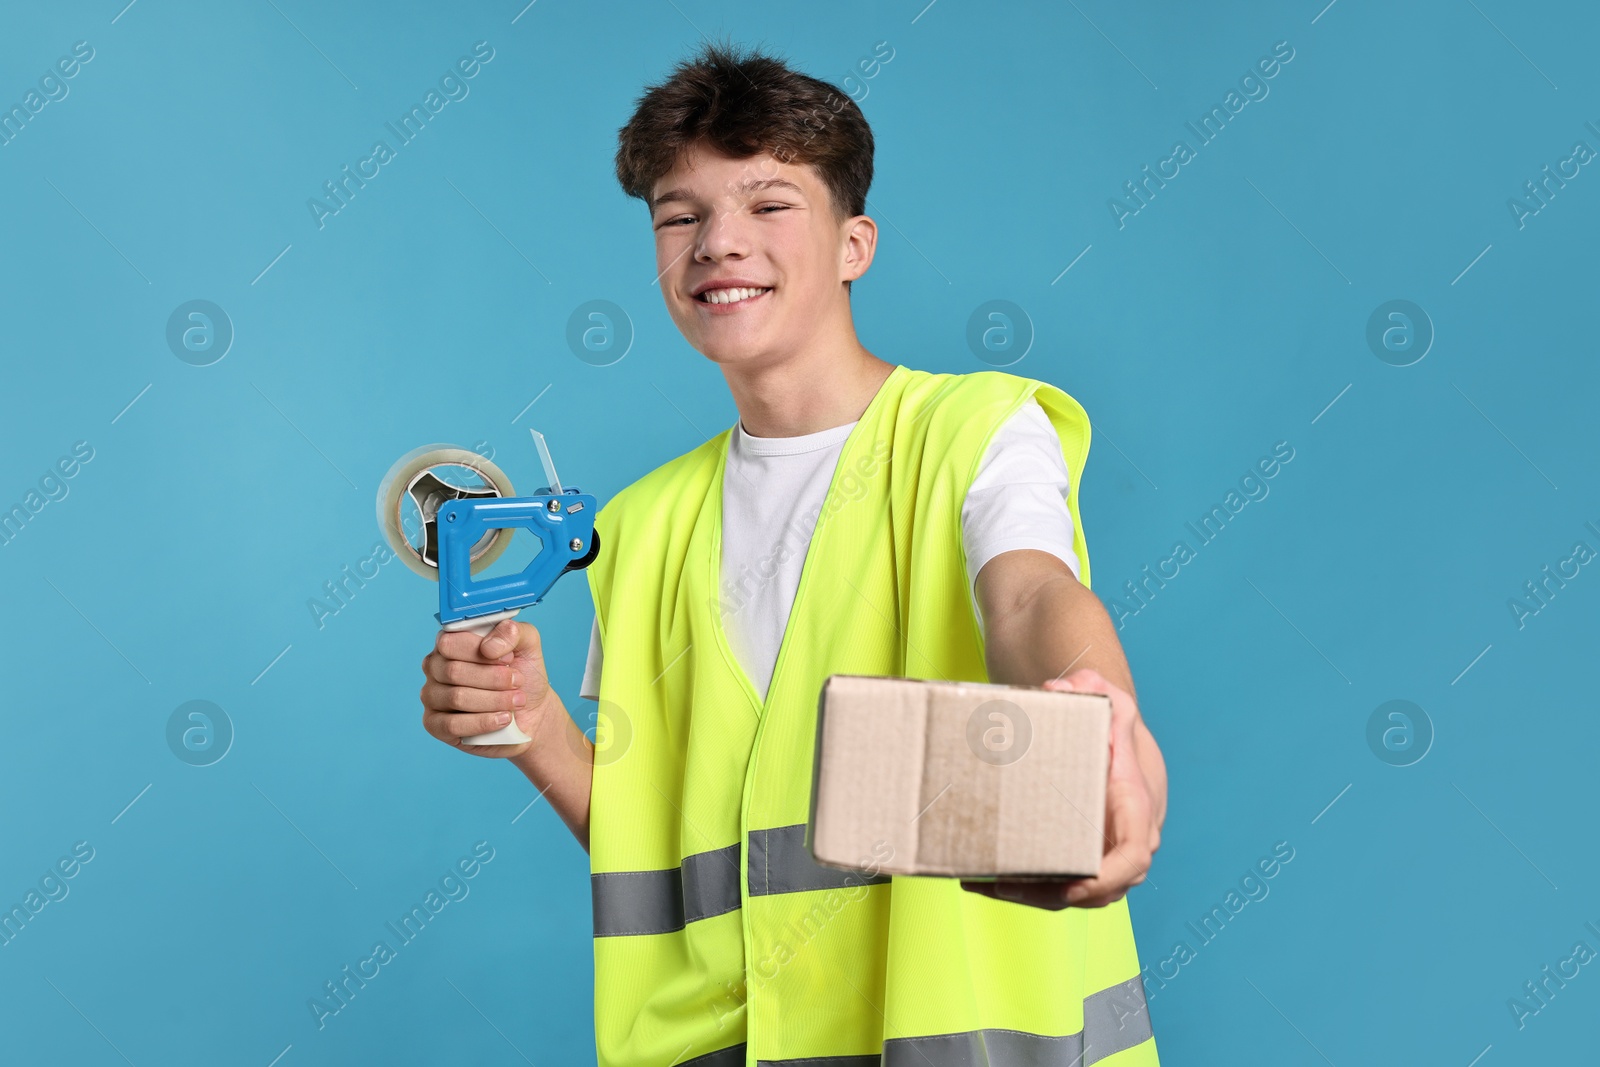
left=755, top=204, right=790, bottom=214
left=657, top=215, right=696, bottom=229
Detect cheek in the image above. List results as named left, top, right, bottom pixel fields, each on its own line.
left=654, top=236, right=678, bottom=273
left=654, top=241, right=693, bottom=307
left=765, top=234, right=825, bottom=299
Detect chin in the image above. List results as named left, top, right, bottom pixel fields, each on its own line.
left=693, top=336, right=781, bottom=367
left=682, top=325, right=778, bottom=366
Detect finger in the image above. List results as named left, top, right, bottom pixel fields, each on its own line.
left=1046, top=668, right=1108, bottom=697
left=424, top=654, right=520, bottom=690
left=1065, top=840, right=1151, bottom=907
left=1049, top=669, right=1133, bottom=726
left=435, top=629, right=510, bottom=664
left=424, top=708, right=516, bottom=740
left=420, top=680, right=523, bottom=715
left=1051, top=670, right=1101, bottom=691
left=1067, top=885, right=1125, bottom=909
left=1066, top=778, right=1154, bottom=908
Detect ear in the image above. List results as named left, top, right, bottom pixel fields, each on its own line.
left=839, top=214, right=878, bottom=284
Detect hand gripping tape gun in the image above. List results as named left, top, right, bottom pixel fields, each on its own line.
left=376, top=430, right=600, bottom=746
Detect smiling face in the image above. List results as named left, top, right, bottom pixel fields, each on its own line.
left=649, top=141, right=875, bottom=370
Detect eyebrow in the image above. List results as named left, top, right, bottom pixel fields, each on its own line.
left=650, top=177, right=806, bottom=210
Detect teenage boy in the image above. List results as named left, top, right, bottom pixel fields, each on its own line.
left=419, top=42, right=1165, bottom=1067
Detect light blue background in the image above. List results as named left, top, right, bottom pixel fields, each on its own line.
left=2, top=0, right=1596, bottom=1063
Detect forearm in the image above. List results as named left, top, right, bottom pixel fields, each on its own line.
left=983, top=568, right=1167, bottom=830
left=508, top=695, right=595, bottom=852
left=984, top=571, right=1131, bottom=694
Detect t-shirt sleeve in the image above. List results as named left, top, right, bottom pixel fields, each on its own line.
left=579, top=616, right=602, bottom=701
left=961, top=397, right=1081, bottom=628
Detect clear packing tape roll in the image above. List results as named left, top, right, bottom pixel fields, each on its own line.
left=375, top=444, right=517, bottom=580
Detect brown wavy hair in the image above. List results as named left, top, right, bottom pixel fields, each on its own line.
left=615, top=40, right=874, bottom=223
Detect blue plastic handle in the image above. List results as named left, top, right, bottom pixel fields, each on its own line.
left=434, top=488, right=599, bottom=624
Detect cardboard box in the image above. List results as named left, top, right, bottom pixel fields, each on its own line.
left=806, top=674, right=1111, bottom=879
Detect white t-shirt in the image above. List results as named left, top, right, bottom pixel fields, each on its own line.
left=578, top=397, right=1080, bottom=703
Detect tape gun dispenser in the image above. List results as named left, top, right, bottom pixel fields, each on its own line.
left=375, top=430, right=600, bottom=745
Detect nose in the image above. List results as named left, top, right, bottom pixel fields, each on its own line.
left=693, top=200, right=748, bottom=265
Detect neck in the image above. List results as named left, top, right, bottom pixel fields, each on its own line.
left=721, top=329, right=896, bottom=439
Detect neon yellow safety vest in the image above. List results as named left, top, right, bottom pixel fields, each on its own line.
left=584, top=363, right=1159, bottom=1066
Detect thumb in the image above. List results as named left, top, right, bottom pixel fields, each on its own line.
left=480, top=619, right=540, bottom=662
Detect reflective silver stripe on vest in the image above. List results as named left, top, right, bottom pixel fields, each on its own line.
left=747, top=823, right=890, bottom=897
left=591, top=842, right=741, bottom=937
left=593, top=822, right=888, bottom=936
left=683, top=843, right=743, bottom=924
left=756, top=976, right=1153, bottom=1066
left=1080, top=976, right=1154, bottom=1062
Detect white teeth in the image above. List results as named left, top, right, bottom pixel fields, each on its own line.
left=702, top=286, right=770, bottom=305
